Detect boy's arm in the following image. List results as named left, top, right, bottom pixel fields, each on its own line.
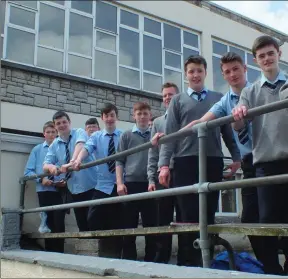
left=116, top=133, right=127, bottom=195
left=147, top=121, right=159, bottom=190
left=24, top=147, right=38, bottom=178
left=43, top=144, right=59, bottom=175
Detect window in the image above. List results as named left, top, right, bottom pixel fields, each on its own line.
left=2, top=1, right=200, bottom=94
left=1, top=0, right=5, bottom=58
left=280, top=62, right=288, bottom=78
left=212, top=40, right=261, bottom=93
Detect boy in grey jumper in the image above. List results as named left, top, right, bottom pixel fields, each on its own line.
left=158, top=55, right=241, bottom=267
left=116, top=102, right=157, bottom=262
left=232, top=36, right=287, bottom=275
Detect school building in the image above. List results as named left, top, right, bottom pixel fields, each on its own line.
left=1, top=0, right=288, bottom=254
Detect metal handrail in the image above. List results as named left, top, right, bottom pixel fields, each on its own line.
left=14, top=98, right=288, bottom=270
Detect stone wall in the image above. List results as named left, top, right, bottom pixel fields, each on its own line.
left=0, top=63, right=165, bottom=123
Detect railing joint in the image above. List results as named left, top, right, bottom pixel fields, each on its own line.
left=198, top=182, right=210, bottom=193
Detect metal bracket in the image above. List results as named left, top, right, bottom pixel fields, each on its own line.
left=198, top=182, right=210, bottom=193
left=193, top=238, right=211, bottom=250
left=197, top=125, right=208, bottom=138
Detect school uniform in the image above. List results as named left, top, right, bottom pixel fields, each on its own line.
left=84, top=128, right=123, bottom=258
left=159, top=88, right=241, bottom=267
left=209, top=82, right=262, bottom=260
left=25, top=141, right=65, bottom=253
left=117, top=125, right=157, bottom=262
left=237, top=72, right=287, bottom=275
left=44, top=128, right=97, bottom=232
left=147, top=114, right=184, bottom=264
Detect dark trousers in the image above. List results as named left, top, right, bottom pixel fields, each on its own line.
left=87, top=186, right=123, bottom=258
left=154, top=174, right=184, bottom=264
left=122, top=182, right=157, bottom=262
left=71, top=188, right=95, bottom=232
left=241, top=153, right=263, bottom=261
left=173, top=156, right=223, bottom=267
left=38, top=191, right=65, bottom=253
left=255, top=159, right=288, bottom=275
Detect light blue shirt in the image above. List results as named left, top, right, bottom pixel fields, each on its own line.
left=84, top=128, right=122, bottom=195
left=209, top=82, right=252, bottom=159
left=132, top=125, right=151, bottom=137
left=44, top=128, right=97, bottom=195
left=187, top=87, right=208, bottom=101
left=24, top=141, right=62, bottom=192
left=260, top=71, right=286, bottom=87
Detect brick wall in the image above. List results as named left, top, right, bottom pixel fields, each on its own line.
left=0, top=65, right=165, bottom=122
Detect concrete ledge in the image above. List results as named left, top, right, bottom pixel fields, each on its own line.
left=1, top=250, right=281, bottom=278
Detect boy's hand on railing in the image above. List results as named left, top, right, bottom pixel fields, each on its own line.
left=232, top=105, right=248, bottom=121
left=42, top=177, right=54, bottom=186
left=148, top=184, right=156, bottom=192
left=180, top=119, right=200, bottom=132
left=223, top=161, right=241, bottom=179
left=159, top=166, right=170, bottom=187
left=117, top=184, right=127, bottom=196
left=151, top=132, right=165, bottom=146
left=60, top=162, right=72, bottom=173
left=47, top=165, right=59, bottom=176
left=71, top=159, right=82, bottom=171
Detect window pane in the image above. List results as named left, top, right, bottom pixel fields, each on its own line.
left=71, top=1, right=92, bottom=14
left=183, top=48, right=199, bottom=63
left=1, top=36, right=3, bottom=58
left=164, top=69, right=182, bottom=92
left=10, top=6, right=35, bottom=29
left=6, top=28, right=35, bottom=64
left=54, top=1, right=64, bottom=5
left=144, top=18, right=161, bottom=36
left=39, top=4, right=65, bottom=49
left=230, top=46, right=245, bottom=62
left=212, top=56, right=228, bottom=93
left=37, top=47, right=63, bottom=72
left=96, top=31, right=116, bottom=52
left=143, top=73, right=162, bottom=93
left=120, top=10, right=138, bottom=29
left=184, top=81, right=189, bottom=93
left=164, top=24, right=181, bottom=52
left=221, top=189, right=237, bottom=213
left=247, top=68, right=261, bottom=83
left=213, top=41, right=227, bottom=55
left=165, top=51, right=181, bottom=69
left=119, top=67, right=140, bottom=89
left=247, top=53, right=256, bottom=66
left=1, top=1, right=5, bottom=34
left=183, top=31, right=198, bottom=48
left=95, top=50, right=117, bottom=83
left=96, top=1, right=117, bottom=34
left=119, top=28, right=139, bottom=68
left=11, top=1, right=37, bottom=9
left=143, top=36, right=162, bottom=74
left=280, top=63, right=288, bottom=76
left=68, top=55, right=92, bottom=77
left=69, top=13, right=92, bottom=56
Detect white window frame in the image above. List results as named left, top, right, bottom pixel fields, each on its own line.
left=2, top=0, right=201, bottom=95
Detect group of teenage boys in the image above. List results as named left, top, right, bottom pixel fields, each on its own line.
left=24, top=34, right=288, bottom=275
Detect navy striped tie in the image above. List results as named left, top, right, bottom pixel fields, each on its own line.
left=64, top=135, right=72, bottom=181
left=107, top=134, right=116, bottom=173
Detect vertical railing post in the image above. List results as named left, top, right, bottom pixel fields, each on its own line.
left=197, top=125, right=210, bottom=268
left=19, top=179, right=26, bottom=231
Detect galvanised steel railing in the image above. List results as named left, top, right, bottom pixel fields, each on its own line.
left=17, top=98, right=288, bottom=268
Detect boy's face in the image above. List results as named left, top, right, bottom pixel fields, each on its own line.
left=162, top=87, right=178, bottom=109
left=85, top=124, right=99, bottom=136
left=43, top=127, right=57, bottom=144
left=133, top=109, right=151, bottom=128
left=185, top=63, right=207, bottom=92
left=222, top=61, right=247, bottom=88
left=54, top=116, right=71, bottom=135
left=101, top=110, right=117, bottom=130
left=254, top=45, right=281, bottom=74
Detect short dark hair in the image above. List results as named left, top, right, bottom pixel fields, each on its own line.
left=52, top=111, right=70, bottom=122
left=220, top=52, right=244, bottom=70
left=252, top=35, right=280, bottom=58
left=85, top=117, right=99, bottom=127
left=43, top=121, right=55, bottom=133
left=184, top=55, right=207, bottom=72
left=101, top=103, right=118, bottom=117
left=161, top=82, right=179, bottom=93
left=133, top=102, right=151, bottom=112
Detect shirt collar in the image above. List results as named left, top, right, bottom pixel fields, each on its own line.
left=43, top=141, right=49, bottom=148
left=56, top=129, right=74, bottom=143
left=260, top=71, right=286, bottom=87
left=229, top=81, right=251, bottom=99
left=132, top=124, right=150, bottom=134
left=103, top=128, right=120, bottom=136
left=164, top=111, right=168, bottom=119
left=187, top=87, right=208, bottom=97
